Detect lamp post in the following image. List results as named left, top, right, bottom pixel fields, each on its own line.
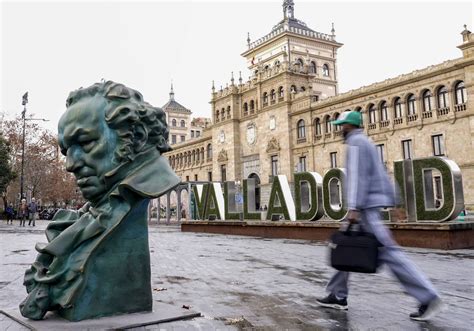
left=19, top=92, right=49, bottom=200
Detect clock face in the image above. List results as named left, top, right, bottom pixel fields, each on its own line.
left=219, top=130, right=225, bottom=143
left=246, top=124, right=256, bottom=145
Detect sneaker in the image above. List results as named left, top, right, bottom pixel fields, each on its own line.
left=316, top=294, right=348, bottom=310
left=410, top=297, right=443, bottom=321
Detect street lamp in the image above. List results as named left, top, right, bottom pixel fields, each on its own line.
left=20, top=92, right=49, bottom=200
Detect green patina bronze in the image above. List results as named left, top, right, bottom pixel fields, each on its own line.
left=19, top=81, right=180, bottom=321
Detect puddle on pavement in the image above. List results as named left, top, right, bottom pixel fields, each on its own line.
left=164, top=275, right=193, bottom=284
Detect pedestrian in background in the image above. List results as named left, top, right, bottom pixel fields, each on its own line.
left=6, top=204, right=14, bottom=224
left=28, top=197, right=38, bottom=226
left=19, top=199, right=28, bottom=227
left=316, top=111, right=442, bottom=321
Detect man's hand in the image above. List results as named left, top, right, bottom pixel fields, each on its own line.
left=347, top=210, right=360, bottom=224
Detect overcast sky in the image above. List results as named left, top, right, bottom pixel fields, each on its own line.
left=1, top=0, right=472, bottom=133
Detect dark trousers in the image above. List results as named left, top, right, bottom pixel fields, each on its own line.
left=20, top=214, right=26, bottom=226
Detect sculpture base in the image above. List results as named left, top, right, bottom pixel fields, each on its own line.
left=2, top=302, right=201, bottom=330
left=60, top=199, right=153, bottom=321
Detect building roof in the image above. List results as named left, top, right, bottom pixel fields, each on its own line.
left=162, top=83, right=191, bottom=113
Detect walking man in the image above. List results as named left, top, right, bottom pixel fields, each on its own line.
left=19, top=199, right=28, bottom=227
left=316, top=111, right=442, bottom=321
left=28, top=197, right=38, bottom=226
left=6, top=203, right=14, bottom=224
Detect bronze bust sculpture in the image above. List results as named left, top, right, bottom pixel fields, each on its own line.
left=20, top=81, right=180, bottom=321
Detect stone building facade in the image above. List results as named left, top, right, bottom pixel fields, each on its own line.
left=165, top=1, right=473, bottom=210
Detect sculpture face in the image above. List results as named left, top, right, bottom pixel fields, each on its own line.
left=58, top=95, right=119, bottom=203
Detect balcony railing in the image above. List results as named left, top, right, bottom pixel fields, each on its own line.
left=324, top=132, right=331, bottom=139
left=394, top=117, right=403, bottom=125
left=368, top=123, right=377, bottom=130
left=380, top=120, right=390, bottom=128
left=437, top=107, right=450, bottom=116
left=334, top=130, right=343, bottom=137
left=455, top=103, right=466, bottom=112
left=314, top=134, right=322, bottom=142
left=297, top=137, right=307, bottom=144
left=422, top=110, right=433, bottom=119
left=407, top=114, right=418, bottom=122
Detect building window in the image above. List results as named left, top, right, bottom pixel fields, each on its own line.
left=324, top=115, right=331, bottom=133
left=376, top=144, right=385, bottom=164
left=299, top=156, right=307, bottom=172
left=407, top=94, right=416, bottom=115
left=432, top=134, right=445, bottom=156
left=172, top=135, right=176, bottom=144
left=180, top=135, right=185, bottom=142
left=394, top=97, right=403, bottom=118
left=290, top=85, right=297, bottom=94
left=314, top=118, right=321, bottom=135
left=402, top=139, right=413, bottom=160
left=191, top=130, right=195, bottom=138
left=196, top=131, right=201, bottom=137
left=271, top=155, right=279, bottom=176
left=172, top=119, right=177, bottom=127
left=355, top=107, right=363, bottom=126
left=206, top=144, right=212, bottom=159
left=296, top=58, right=304, bottom=71
left=270, top=89, right=276, bottom=101
left=278, top=86, right=284, bottom=99
left=186, top=176, right=190, bottom=182
left=297, top=119, right=306, bottom=139
left=309, top=61, right=317, bottom=74
left=330, top=152, right=337, bottom=168
left=369, top=104, right=377, bottom=123
left=437, top=86, right=449, bottom=108
left=422, top=90, right=433, bottom=112
left=263, top=92, right=268, bottom=105
left=455, top=81, right=467, bottom=104
left=333, top=113, right=341, bottom=132
left=322, top=64, right=329, bottom=76
left=215, top=110, right=220, bottom=122
left=380, top=101, right=388, bottom=121
left=226, top=106, right=231, bottom=119
left=243, top=102, right=248, bottom=115
left=194, top=174, right=198, bottom=181
left=250, top=100, right=255, bottom=112
left=180, top=120, right=185, bottom=127
left=208, top=171, right=212, bottom=181
left=220, top=164, right=226, bottom=182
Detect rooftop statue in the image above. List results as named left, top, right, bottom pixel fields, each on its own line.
left=19, top=81, right=180, bottom=321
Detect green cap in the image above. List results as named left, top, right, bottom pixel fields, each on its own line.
left=332, top=111, right=362, bottom=127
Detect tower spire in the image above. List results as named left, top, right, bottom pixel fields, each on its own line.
left=169, top=81, right=175, bottom=101
left=283, top=0, right=294, bottom=20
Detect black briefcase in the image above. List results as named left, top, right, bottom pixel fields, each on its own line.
left=329, top=224, right=382, bottom=273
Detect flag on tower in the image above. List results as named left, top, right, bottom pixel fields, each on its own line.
left=22, top=92, right=28, bottom=105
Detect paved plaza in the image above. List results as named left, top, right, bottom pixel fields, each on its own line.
left=1, top=219, right=473, bottom=330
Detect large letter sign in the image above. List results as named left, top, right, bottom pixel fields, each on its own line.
left=190, top=157, right=464, bottom=223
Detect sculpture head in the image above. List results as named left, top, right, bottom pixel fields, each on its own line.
left=58, top=81, right=171, bottom=204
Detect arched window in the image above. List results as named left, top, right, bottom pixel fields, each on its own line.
left=368, top=104, right=377, bottom=123
left=201, top=147, right=204, bottom=161
left=215, top=110, right=220, bottom=122
left=309, top=61, right=317, bottom=74
left=180, top=120, right=185, bottom=127
left=300, top=86, right=306, bottom=92
left=192, top=150, right=195, bottom=162
left=172, top=119, right=177, bottom=127
left=243, top=102, right=248, bottom=115
left=296, top=58, right=304, bottom=71
left=274, top=60, right=280, bottom=67
left=422, top=90, right=433, bottom=112
left=250, top=100, right=255, bottom=112
left=455, top=81, right=467, bottom=104
left=196, top=149, right=200, bottom=161
left=264, top=65, right=269, bottom=71
left=437, top=86, right=449, bottom=108
left=290, top=85, right=297, bottom=93
left=254, top=69, right=259, bottom=76
left=206, top=144, right=212, bottom=159
left=226, top=106, right=231, bottom=119
left=314, top=118, right=321, bottom=135
left=263, top=92, right=268, bottom=105
left=394, top=97, right=403, bottom=118
left=380, top=101, right=388, bottom=121
left=270, top=89, right=276, bottom=101
left=297, top=119, right=306, bottom=139
left=324, top=115, right=331, bottom=133
left=407, top=94, right=416, bottom=115
left=221, top=108, right=225, bottom=120
left=333, top=113, right=341, bottom=131
left=278, top=86, right=284, bottom=99
left=322, top=64, right=330, bottom=77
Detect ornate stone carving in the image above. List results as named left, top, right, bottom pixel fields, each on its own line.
left=217, top=149, right=228, bottom=162
left=266, top=137, right=280, bottom=153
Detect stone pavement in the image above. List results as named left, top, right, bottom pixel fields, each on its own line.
left=0, top=219, right=473, bottom=330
